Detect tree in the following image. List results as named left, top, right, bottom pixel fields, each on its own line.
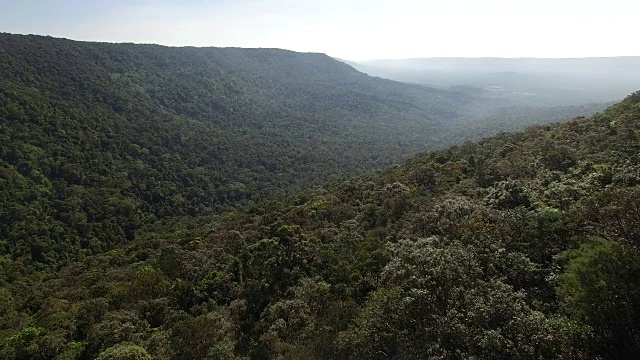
left=96, top=343, right=151, bottom=360
left=339, top=237, right=589, bottom=359
left=557, top=237, right=640, bottom=357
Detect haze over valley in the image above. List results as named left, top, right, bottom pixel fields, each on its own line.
left=348, top=56, right=640, bottom=106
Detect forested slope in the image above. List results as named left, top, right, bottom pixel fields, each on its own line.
left=0, top=33, right=481, bottom=263
left=2, top=92, right=639, bottom=359
left=0, top=34, right=609, bottom=265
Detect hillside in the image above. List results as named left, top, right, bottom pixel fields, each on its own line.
left=2, top=92, right=639, bottom=359
left=1, top=34, right=608, bottom=265
left=0, top=33, right=487, bottom=263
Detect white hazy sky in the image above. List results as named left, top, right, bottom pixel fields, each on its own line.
left=1, top=0, right=638, bottom=60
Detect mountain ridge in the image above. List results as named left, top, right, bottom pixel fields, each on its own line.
left=0, top=33, right=481, bottom=264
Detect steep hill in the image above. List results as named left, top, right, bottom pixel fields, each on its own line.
left=0, top=33, right=484, bottom=262
left=1, top=34, right=606, bottom=264
left=2, top=92, right=639, bottom=359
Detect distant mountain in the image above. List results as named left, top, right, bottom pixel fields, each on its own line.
left=359, top=57, right=640, bottom=74
left=348, top=57, right=640, bottom=105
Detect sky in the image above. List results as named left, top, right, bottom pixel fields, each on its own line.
left=1, top=0, right=638, bottom=61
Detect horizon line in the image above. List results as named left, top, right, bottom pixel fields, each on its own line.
left=3, top=31, right=640, bottom=62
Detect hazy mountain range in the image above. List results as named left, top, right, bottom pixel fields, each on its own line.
left=345, top=56, right=640, bottom=106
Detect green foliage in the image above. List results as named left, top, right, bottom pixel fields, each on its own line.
left=1, top=33, right=640, bottom=360
left=0, top=33, right=608, bottom=266
left=0, top=33, right=479, bottom=264
left=95, top=343, right=151, bottom=360
left=577, top=187, right=640, bottom=249
left=170, top=311, right=239, bottom=360
left=557, top=237, right=640, bottom=357
left=0, top=326, right=65, bottom=360
left=339, top=237, right=590, bottom=359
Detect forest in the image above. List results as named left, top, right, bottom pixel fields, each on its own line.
left=1, top=33, right=639, bottom=359
left=0, top=33, right=606, bottom=265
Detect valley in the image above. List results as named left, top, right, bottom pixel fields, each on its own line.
left=0, top=33, right=639, bottom=359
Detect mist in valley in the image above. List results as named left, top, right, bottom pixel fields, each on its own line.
left=347, top=57, right=640, bottom=106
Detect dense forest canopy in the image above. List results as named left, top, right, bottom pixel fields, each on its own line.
left=2, top=90, right=640, bottom=359
left=0, top=33, right=471, bottom=263
left=1, top=32, right=639, bottom=359
left=0, top=33, right=606, bottom=265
